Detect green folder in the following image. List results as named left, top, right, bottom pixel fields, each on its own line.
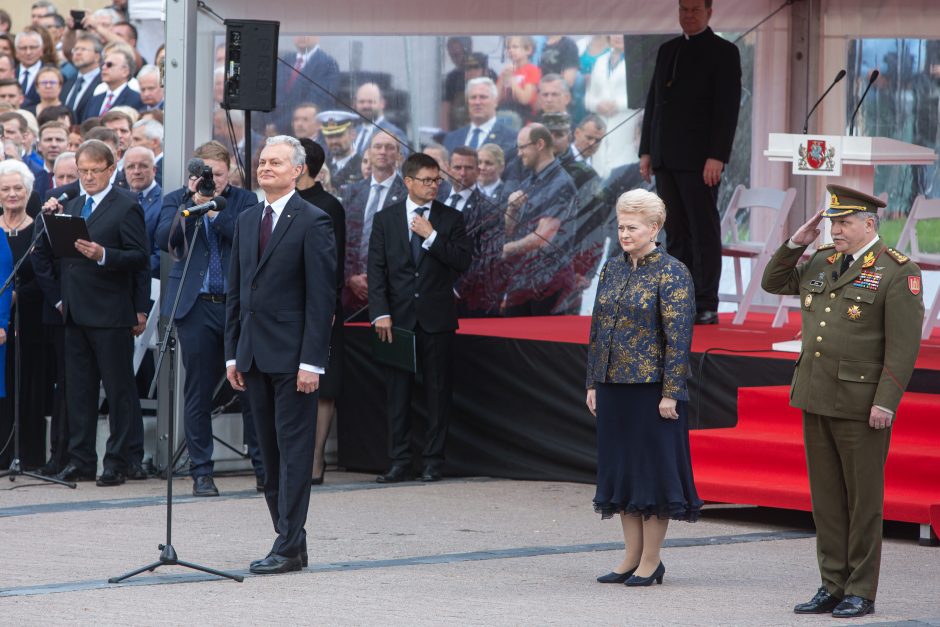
left=370, top=326, right=417, bottom=373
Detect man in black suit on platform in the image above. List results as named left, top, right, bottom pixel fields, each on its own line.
left=368, top=153, right=472, bottom=483
left=225, top=136, right=336, bottom=575
left=639, top=0, right=741, bottom=325
left=33, top=139, right=149, bottom=486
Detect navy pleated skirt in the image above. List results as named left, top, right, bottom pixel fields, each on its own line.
left=593, top=382, right=702, bottom=521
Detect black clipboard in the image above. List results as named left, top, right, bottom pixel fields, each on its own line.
left=44, top=214, right=91, bottom=258
left=370, top=327, right=417, bottom=373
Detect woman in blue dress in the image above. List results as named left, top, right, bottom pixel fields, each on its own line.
left=585, top=189, right=701, bottom=587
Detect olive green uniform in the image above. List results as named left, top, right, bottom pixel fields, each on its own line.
left=762, top=239, right=924, bottom=600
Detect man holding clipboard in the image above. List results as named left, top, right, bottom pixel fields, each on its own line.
left=367, top=152, right=472, bottom=483
left=33, top=139, right=149, bottom=486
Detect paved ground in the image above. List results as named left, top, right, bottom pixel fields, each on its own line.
left=1, top=471, right=938, bottom=626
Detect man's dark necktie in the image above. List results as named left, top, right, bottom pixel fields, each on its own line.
left=469, top=127, right=482, bottom=149
left=20, top=69, right=29, bottom=93
left=839, top=254, right=854, bottom=277
left=66, top=75, right=84, bottom=110
left=448, top=193, right=461, bottom=210
left=206, top=217, right=224, bottom=293
left=259, top=205, right=273, bottom=257
left=410, top=207, right=427, bottom=265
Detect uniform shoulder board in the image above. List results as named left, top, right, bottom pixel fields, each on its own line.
left=816, top=243, right=836, bottom=251
left=886, top=248, right=910, bottom=264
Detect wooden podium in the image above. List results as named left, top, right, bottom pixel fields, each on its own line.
left=763, top=134, right=937, bottom=349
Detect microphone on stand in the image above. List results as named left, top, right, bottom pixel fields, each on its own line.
left=180, top=196, right=226, bottom=218
left=802, top=69, right=847, bottom=134
left=848, top=69, right=880, bottom=136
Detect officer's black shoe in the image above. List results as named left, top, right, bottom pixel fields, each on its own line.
left=793, top=586, right=842, bottom=614
left=831, top=595, right=874, bottom=618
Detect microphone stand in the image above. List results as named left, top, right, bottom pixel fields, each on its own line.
left=109, top=212, right=242, bottom=584
left=0, top=215, right=76, bottom=488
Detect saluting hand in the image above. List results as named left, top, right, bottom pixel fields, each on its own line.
left=790, top=209, right=826, bottom=247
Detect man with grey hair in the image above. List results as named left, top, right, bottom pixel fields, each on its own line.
left=30, top=0, right=57, bottom=23
left=123, top=145, right=162, bottom=276
left=536, top=73, right=572, bottom=115
left=52, top=150, right=78, bottom=188
left=225, top=135, right=336, bottom=575
left=131, top=117, right=163, bottom=186
left=443, top=76, right=516, bottom=158
left=14, top=30, right=44, bottom=108
left=136, top=64, right=164, bottom=111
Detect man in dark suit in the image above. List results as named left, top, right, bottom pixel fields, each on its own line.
left=62, top=33, right=102, bottom=121
left=14, top=30, right=43, bottom=109
left=33, top=139, right=149, bottom=486
left=639, top=0, right=741, bottom=325
left=368, top=152, right=472, bottom=483
left=443, top=77, right=516, bottom=159
left=81, top=48, right=143, bottom=121
left=443, top=146, right=504, bottom=317
left=225, top=136, right=336, bottom=574
left=158, top=141, right=265, bottom=496
left=122, top=146, right=162, bottom=277
left=270, top=36, right=340, bottom=134
left=352, top=82, right=407, bottom=155
left=342, top=130, right=406, bottom=320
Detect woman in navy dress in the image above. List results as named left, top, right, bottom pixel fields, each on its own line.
left=585, top=189, right=700, bottom=587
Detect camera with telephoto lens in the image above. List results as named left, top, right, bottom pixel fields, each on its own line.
left=196, top=166, right=215, bottom=197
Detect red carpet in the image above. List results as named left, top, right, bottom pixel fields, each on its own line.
left=690, top=386, right=940, bottom=536
left=454, top=313, right=940, bottom=370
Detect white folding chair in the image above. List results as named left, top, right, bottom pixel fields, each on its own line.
left=719, top=185, right=797, bottom=325
left=896, top=195, right=940, bottom=340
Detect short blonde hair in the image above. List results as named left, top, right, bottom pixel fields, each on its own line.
left=615, top=189, right=666, bottom=228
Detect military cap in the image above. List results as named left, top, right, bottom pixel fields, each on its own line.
left=823, top=184, right=886, bottom=218
left=316, top=110, right=358, bottom=136
left=540, top=111, right=571, bottom=132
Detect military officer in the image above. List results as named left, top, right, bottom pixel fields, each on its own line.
left=317, top=110, right=363, bottom=193
left=761, top=184, right=924, bottom=619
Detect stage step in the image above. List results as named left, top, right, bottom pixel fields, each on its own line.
left=690, top=386, right=940, bottom=536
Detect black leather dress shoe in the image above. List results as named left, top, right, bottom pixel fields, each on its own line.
left=249, top=553, right=302, bottom=575
left=376, top=465, right=412, bottom=483
left=54, top=463, right=95, bottom=482
left=127, top=462, right=148, bottom=480
left=420, top=466, right=442, bottom=482
left=37, top=460, right=60, bottom=476
left=832, top=595, right=874, bottom=618
left=694, top=310, right=719, bottom=325
left=96, top=467, right=126, bottom=487
left=192, top=475, right=219, bottom=497
left=251, top=550, right=308, bottom=569
left=597, top=568, right=636, bottom=584
left=793, top=586, right=842, bottom=614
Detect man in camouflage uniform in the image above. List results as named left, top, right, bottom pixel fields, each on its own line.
left=762, top=184, right=924, bottom=618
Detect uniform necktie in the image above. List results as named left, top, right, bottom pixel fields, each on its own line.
left=448, top=193, right=462, bottom=211
left=469, top=127, right=482, bottom=149
left=101, top=92, right=115, bottom=114
left=67, top=75, right=84, bottom=109
left=259, top=205, right=273, bottom=257
left=410, top=206, right=427, bottom=264
left=360, top=183, right=383, bottom=262
left=205, top=216, right=224, bottom=294
left=81, top=196, right=94, bottom=219
left=839, top=254, right=854, bottom=277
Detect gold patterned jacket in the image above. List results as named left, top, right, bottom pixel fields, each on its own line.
left=585, top=248, right=695, bottom=399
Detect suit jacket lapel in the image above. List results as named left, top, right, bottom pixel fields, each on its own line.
left=85, top=188, right=116, bottom=227
left=241, top=202, right=262, bottom=272
left=254, top=195, right=298, bottom=274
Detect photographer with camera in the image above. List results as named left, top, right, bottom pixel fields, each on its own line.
left=155, top=140, right=264, bottom=496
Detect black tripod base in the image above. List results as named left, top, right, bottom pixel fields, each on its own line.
left=108, top=543, right=244, bottom=583
left=0, top=458, right=76, bottom=488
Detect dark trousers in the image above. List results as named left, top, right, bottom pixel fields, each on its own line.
left=176, top=298, right=263, bottom=478
left=803, top=412, right=891, bottom=600
left=48, top=325, right=69, bottom=470
left=64, top=322, right=143, bottom=473
left=384, top=328, right=454, bottom=468
left=243, top=368, right=317, bottom=558
left=655, top=168, right=721, bottom=312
